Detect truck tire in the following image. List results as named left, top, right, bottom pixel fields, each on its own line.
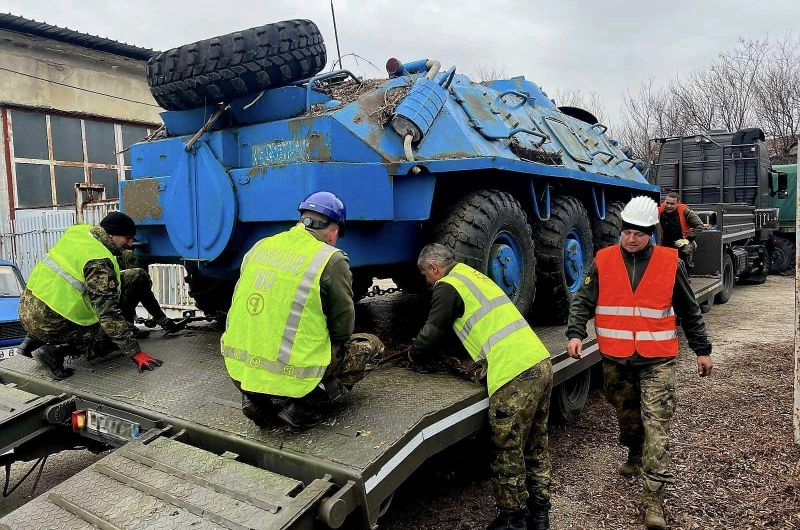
left=591, top=200, right=624, bottom=251
left=147, top=20, right=326, bottom=111
left=769, top=237, right=795, bottom=274
left=433, top=190, right=537, bottom=316
left=715, top=253, right=735, bottom=304
left=551, top=370, right=591, bottom=424
left=533, top=196, right=594, bottom=324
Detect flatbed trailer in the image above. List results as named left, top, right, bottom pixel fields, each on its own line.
left=0, top=272, right=721, bottom=529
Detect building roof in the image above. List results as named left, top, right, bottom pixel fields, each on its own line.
left=0, top=13, right=157, bottom=61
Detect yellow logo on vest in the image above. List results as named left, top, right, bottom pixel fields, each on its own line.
left=247, top=293, right=264, bottom=315
left=584, top=275, right=592, bottom=285
left=248, top=356, right=261, bottom=368
left=283, top=365, right=295, bottom=376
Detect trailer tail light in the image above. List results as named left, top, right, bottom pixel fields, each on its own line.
left=72, top=410, right=86, bottom=431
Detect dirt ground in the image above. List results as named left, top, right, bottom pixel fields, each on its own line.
left=1, top=276, right=798, bottom=528
left=378, top=275, right=800, bottom=529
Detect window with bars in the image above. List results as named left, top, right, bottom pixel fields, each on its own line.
left=7, top=109, right=155, bottom=209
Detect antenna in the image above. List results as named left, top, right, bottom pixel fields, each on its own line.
left=330, top=0, right=343, bottom=70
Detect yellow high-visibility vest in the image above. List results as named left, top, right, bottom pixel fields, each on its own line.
left=439, top=263, right=550, bottom=395
left=221, top=224, right=340, bottom=398
left=26, top=224, right=121, bottom=325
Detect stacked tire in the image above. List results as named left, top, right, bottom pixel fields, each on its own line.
left=147, top=20, right=327, bottom=111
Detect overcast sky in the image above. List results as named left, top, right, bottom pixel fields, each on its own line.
left=3, top=0, right=799, bottom=122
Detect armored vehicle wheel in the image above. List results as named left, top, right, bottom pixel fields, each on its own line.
left=715, top=253, right=735, bottom=304
left=769, top=237, right=795, bottom=274
left=591, top=200, right=625, bottom=251
left=147, top=19, right=326, bottom=111
left=533, top=195, right=594, bottom=324
left=433, top=190, right=537, bottom=316
left=185, top=267, right=235, bottom=318
left=551, top=370, right=591, bottom=424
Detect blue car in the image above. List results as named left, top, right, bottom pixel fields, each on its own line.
left=0, top=259, right=25, bottom=359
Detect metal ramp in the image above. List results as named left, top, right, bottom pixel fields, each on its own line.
left=0, top=383, right=60, bottom=456
left=0, top=435, right=335, bottom=530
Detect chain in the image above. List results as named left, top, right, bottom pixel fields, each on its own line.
left=364, top=285, right=403, bottom=298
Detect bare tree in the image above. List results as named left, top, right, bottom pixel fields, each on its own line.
left=473, top=63, right=508, bottom=82
left=754, top=34, right=800, bottom=163
left=553, top=88, right=610, bottom=126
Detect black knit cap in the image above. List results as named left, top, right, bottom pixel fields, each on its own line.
left=100, top=211, right=136, bottom=237
left=621, top=220, right=655, bottom=236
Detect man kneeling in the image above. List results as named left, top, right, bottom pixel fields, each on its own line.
left=221, top=191, right=384, bottom=429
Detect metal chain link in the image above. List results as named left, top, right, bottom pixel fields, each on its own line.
left=364, top=285, right=403, bottom=298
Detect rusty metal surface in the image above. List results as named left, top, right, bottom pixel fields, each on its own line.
left=121, top=178, right=163, bottom=221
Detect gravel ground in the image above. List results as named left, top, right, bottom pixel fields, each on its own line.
left=1, top=276, right=798, bottom=528
left=378, top=275, right=800, bottom=529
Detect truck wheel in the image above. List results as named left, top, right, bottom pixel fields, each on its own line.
left=715, top=253, right=735, bottom=304
left=533, top=196, right=594, bottom=324
left=551, top=370, right=591, bottom=424
left=185, top=269, right=235, bottom=318
left=433, top=190, right=537, bottom=316
left=147, top=20, right=326, bottom=111
left=769, top=238, right=795, bottom=274
left=591, top=200, right=625, bottom=251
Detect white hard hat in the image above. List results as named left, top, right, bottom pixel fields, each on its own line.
left=620, top=196, right=659, bottom=227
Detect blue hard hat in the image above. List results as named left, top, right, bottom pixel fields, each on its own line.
left=298, top=191, right=346, bottom=227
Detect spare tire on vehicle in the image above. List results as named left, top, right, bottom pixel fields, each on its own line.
left=147, top=19, right=327, bottom=111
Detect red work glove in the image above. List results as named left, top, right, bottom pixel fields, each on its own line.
left=131, top=351, right=163, bottom=372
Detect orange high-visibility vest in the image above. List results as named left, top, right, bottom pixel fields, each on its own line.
left=594, top=244, right=679, bottom=358
left=658, top=203, right=691, bottom=238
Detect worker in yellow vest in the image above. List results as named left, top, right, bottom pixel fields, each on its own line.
left=19, top=212, right=163, bottom=379
left=409, top=243, right=553, bottom=530
left=566, top=196, right=713, bottom=530
left=222, top=191, right=384, bottom=429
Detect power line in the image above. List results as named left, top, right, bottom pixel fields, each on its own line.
left=0, top=65, right=160, bottom=107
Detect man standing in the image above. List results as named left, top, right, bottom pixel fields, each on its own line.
left=221, top=191, right=384, bottom=429
left=566, top=196, right=713, bottom=530
left=19, top=212, right=163, bottom=379
left=409, top=243, right=553, bottom=530
left=658, top=192, right=704, bottom=270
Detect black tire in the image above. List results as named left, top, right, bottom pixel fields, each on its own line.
left=769, top=237, right=795, bottom=274
left=185, top=269, right=235, bottom=319
left=551, top=371, right=591, bottom=424
left=352, top=271, right=374, bottom=301
left=591, top=200, right=625, bottom=251
left=533, top=196, right=594, bottom=324
left=147, top=20, right=326, bottom=111
left=433, top=190, right=537, bottom=316
left=715, top=253, right=734, bottom=304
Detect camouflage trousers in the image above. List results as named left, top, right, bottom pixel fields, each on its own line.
left=603, top=358, right=677, bottom=487
left=239, top=332, right=385, bottom=404
left=678, top=241, right=696, bottom=270
left=19, top=269, right=157, bottom=356
left=118, top=268, right=166, bottom=322
left=489, top=359, right=553, bottom=512
left=324, top=332, right=385, bottom=389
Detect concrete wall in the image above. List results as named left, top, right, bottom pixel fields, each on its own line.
left=0, top=29, right=161, bottom=124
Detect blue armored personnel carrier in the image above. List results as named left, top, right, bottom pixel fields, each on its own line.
left=121, top=19, right=658, bottom=325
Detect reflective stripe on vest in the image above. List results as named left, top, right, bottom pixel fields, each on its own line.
left=439, top=263, right=550, bottom=396
left=26, top=224, right=120, bottom=326
left=221, top=225, right=339, bottom=398
left=594, top=245, right=679, bottom=358
left=658, top=203, right=691, bottom=238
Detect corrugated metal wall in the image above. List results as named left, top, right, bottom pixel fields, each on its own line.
left=0, top=205, right=196, bottom=311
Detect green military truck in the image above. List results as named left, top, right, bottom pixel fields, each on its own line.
left=768, top=163, right=796, bottom=273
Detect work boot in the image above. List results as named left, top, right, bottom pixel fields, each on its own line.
left=619, top=446, right=643, bottom=477
left=15, top=335, right=43, bottom=358
left=526, top=508, right=549, bottom=530
left=642, top=482, right=667, bottom=530
left=241, top=393, right=276, bottom=427
left=277, top=400, right=322, bottom=429
left=487, top=508, right=527, bottom=530
left=32, top=344, right=74, bottom=380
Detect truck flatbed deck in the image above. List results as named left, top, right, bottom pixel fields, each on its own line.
left=0, top=291, right=599, bottom=529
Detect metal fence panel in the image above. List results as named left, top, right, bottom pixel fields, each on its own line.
left=0, top=206, right=196, bottom=312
